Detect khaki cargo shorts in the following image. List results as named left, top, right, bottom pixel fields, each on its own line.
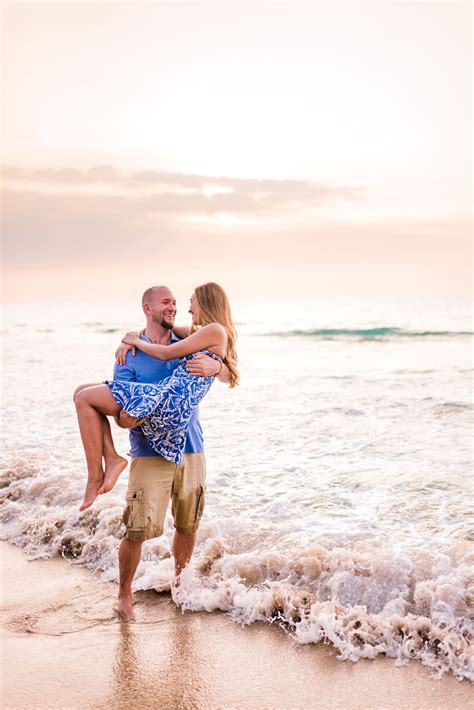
left=122, top=452, right=206, bottom=542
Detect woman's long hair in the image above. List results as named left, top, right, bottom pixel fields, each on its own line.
left=193, top=282, right=239, bottom=387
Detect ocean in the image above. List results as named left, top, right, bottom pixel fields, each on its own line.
left=1, top=297, right=473, bottom=681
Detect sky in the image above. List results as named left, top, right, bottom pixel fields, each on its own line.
left=1, top=1, right=472, bottom=307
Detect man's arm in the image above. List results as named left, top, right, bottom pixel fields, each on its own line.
left=113, top=354, right=136, bottom=382
left=172, top=325, right=192, bottom=339
left=216, top=362, right=231, bottom=384
left=112, top=356, right=138, bottom=428
left=185, top=353, right=231, bottom=384
left=172, top=326, right=230, bottom=382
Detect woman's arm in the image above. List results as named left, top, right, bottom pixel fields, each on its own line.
left=122, top=324, right=226, bottom=361
left=116, top=326, right=190, bottom=365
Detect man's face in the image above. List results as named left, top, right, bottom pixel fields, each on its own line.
left=146, top=289, right=177, bottom=330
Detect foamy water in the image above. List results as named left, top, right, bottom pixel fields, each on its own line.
left=1, top=298, right=473, bottom=680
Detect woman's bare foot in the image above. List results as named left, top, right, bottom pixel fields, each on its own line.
left=79, top=477, right=103, bottom=512
left=117, top=594, right=136, bottom=621
left=98, top=455, right=128, bottom=495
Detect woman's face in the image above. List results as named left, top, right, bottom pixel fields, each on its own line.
left=189, top=293, right=201, bottom=326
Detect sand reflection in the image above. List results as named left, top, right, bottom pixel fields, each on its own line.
left=106, top=602, right=212, bottom=710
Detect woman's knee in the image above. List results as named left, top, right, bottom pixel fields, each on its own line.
left=74, top=386, right=98, bottom=409
left=75, top=384, right=119, bottom=416
left=73, top=384, right=87, bottom=403
left=73, top=383, right=99, bottom=403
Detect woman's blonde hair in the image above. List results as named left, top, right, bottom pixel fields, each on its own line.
left=193, top=282, right=239, bottom=387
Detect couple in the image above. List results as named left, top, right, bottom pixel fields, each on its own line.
left=73, top=282, right=238, bottom=620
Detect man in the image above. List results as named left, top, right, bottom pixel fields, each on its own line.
left=114, top=285, right=230, bottom=620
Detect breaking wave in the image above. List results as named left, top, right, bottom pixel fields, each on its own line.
left=263, top=327, right=473, bottom=340
left=1, top=458, right=472, bottom=682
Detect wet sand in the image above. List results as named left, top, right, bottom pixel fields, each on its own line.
left=0, top=542, right=472, bottom=710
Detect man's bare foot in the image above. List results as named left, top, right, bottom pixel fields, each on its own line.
left=117, top=595, right=136, bottom=621
left=98, top=456, right=128, bottom=495
left=79, top=478, right=103, bottom=512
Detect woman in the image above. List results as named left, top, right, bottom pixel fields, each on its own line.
left=73, top=282, right=238, bottom=512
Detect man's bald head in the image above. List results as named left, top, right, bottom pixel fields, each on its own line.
left=142, top=285, right=172, bottom=306
left=141, top=286, right=177, bottom=330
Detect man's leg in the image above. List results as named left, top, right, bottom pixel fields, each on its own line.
left=118, top=538, right=142, bottom=621
left=171, top=452, right=206, bottom=579
left=118, top=456, right=174, bottom=617
left=172, top=531, right=196, bottom=577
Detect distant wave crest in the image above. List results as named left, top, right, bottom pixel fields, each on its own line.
left=264, top=327, right=473, bottom=340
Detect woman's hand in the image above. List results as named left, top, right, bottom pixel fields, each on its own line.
left=116, top=410, right=145, bottom=428
left=122, top=331, right=141, bottom=346
left=115, top=342, right=135, bottom=365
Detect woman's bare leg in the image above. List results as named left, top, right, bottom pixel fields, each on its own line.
left=74, top=383, right=125, bottom=466
left=98, top=416, right=128, bottom=495
left=73, top=383, right=99, bottom=403
left=74, top=384, right=124, bottom=511
left=75, top=384, right=126, bottom=491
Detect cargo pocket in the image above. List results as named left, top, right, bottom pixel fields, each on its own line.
left=123, top=487, right=146, bottom=531
left=194, top=485, right=205, bottom=524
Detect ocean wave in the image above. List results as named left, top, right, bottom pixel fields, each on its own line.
left=262, top=327, right=474, bottom=340
left=173, top=538, right=474, bottom=682
left=1, top=458, right=472, bottom=681
left=433, top=402, right=474, bottom=417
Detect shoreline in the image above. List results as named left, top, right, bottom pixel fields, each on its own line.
left=1, top=541, right=472, bottom=710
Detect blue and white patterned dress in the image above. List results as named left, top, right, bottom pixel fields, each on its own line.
left=105, top=350, right=221, bottom=464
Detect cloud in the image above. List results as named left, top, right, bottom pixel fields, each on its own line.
left=2, top=164, right=363, bottom=217
left=2, top=164, right=471, bottom=302
left=2, top=182, right=470, bottom=266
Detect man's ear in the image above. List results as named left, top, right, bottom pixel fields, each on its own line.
left=143, top=303, right=150, bottom=316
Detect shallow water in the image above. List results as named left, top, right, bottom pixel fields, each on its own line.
left=1, top=298, right=473, bottom=680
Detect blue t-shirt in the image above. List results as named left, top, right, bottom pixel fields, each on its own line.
left=113, top=332, right=204, bottom=457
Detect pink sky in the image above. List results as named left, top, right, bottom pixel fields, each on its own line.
left=2, top=1, right=472, bottom=303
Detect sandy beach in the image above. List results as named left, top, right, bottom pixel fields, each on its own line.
left=1, top=542, right=471, bottom=710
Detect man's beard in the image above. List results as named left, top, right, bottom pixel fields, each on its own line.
left=151, top=313, right=174, bottom=330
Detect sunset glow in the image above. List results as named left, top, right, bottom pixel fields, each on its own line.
left=2, top=1, right=471, bottom=304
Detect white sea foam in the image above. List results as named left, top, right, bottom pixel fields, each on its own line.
left=1, top=454, right=473, bottom=680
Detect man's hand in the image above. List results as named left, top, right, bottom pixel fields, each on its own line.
left=115, top=342, right=135, bottom=365
left=186, top=353, right=223, bottom=378
left=115, top=410, right=145, bottom=429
